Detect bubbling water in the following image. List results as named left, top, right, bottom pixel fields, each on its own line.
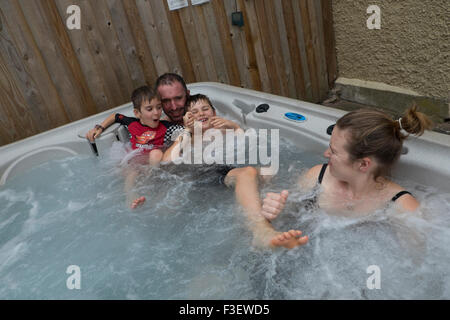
left=0, top=138, right=449, bottom=299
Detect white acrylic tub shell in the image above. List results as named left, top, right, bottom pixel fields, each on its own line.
left=1, top=82, right=450, bottom=192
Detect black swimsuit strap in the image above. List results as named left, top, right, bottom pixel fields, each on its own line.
left=391, top=191, right=412, bottom=202
left=318, top=163, right=328, bottom=184
left=316, top=163, right=411, bottom=202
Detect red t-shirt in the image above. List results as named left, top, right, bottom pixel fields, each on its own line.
left=115, top=114, right=167, bottom=153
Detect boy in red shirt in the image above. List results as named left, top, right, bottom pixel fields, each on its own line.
left=86, top=86, right=183, bottom=208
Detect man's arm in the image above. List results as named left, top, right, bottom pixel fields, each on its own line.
left=162, top=128, right=192, bottom=162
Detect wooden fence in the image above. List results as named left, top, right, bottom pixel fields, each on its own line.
left=0, top=0, right=337, bottom=146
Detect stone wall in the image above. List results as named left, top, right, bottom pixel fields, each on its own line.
left=332, top=0, right=449, bottom=116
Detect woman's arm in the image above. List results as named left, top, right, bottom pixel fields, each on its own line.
left=298, top=164, right=324, bottom=190
left=395, top=192, right=420, bottom=212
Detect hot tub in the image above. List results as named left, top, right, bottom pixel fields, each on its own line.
left=2, top=82, right=449, bottom=191
left=0, top=82, right=449, bottom=299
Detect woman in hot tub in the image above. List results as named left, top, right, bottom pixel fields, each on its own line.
left=260, top=106, right=432, bottom=220
left=163, top=94, right=309, bottom=249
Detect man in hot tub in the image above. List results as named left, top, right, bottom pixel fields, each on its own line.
left=87, top=73, right=189, bottom=142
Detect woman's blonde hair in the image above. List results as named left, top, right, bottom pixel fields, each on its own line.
left=336, top=105, right=433, bottom=179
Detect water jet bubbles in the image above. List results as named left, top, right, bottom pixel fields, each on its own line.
left=1, top=136, right=450, bottom=298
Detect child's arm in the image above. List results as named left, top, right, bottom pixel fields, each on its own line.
left=211, top=116, right=241, bottom=130
left=86, top=113, right=117, bottom=142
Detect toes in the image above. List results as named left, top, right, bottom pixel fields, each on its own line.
left=270, top=230, right=308, bottom=249
left=281, top=232, right=290, bottom=240
left=130, top=196, right=146, bottom=209
left=276, top=234, right=285, bottom=241
left=288, top=229, right=302, bottom=237
left=298, top=235, right=309, bottom=245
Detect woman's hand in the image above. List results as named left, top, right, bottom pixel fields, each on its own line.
left=261, top=190, right=289, bottom=221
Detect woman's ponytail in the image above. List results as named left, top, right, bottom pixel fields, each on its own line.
left=397, top=104, right=433, bottom=137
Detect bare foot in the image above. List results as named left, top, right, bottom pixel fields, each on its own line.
left=130, top=196, right=146, bottom=209
left=270, top=230, right=308, bottom=249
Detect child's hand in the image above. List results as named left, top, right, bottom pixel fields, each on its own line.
left=86, top=127, right=102, bottom=142
left=211, top=116, right=238, bottom=130
left=183, top=112, right=194, bottom=130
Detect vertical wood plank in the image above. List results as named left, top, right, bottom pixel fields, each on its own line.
left=281, top=0, right=308, bottom=100
left=106, top=0, right=147, bottom=89
left=321, top=0, right=338, bottom=88
left=291, top=1, right=311, bottom=100
left=148, top=0, right=183, bottom=75
left=178, top=6, right=208, bottom=81
left=22, top=0, right=98, bottom=120
left=224, top=0, right=256, bottom=89
left=0, top=0, right=68, bottom=130
left=273, top=0, right=297, bottom=99
left=243, top=0, right=270, bottom=93
left=254, top=0, right=281, bottom=95
left=263, top=0, right=289, bottom=96
left=238, top=0, right=261, bottom=91
left=210, top=0, right=240, bottom=86
left=291, top=0, right=313, bottom=101
left=44, top=0, right=97, bottom=116
left=135, top=0, right=169, bottom=76
left=202, top=2, right=230, bottom=84
left=162, top=0, right=196, bottom=83
left=88, top=0, right=133, bottom=99
left=189, top=4, right=218, bottom=81
left=309, top=0, right=329, bottom=101
left=55, top=0, right=125, bottom=111
left=121, top=0, right=158, bottom=86
left=18, top=0, right=80, bottom=117
left=54, top=0, right=110, bottom=111
left=299, top=0, right=320, bottom=102
left=0, top=50, right=39, bottom=144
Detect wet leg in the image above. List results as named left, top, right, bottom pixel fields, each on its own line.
left=226, top=167, right=307, bottom=249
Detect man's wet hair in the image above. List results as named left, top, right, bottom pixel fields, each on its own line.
left=155, top=73, right=188, bottom=92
